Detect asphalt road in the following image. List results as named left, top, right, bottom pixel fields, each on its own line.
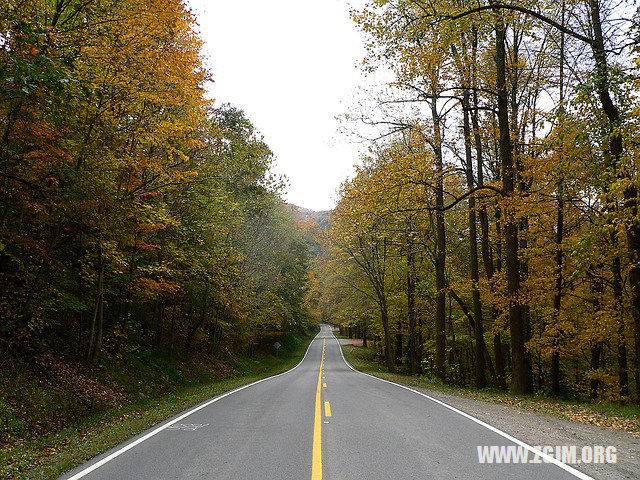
left=61, top=324, right=591, bottom=480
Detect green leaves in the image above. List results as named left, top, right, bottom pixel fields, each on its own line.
left=0, top=1, right=311, bottom=364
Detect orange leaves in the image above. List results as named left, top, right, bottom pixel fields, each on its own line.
left=135, top=222, right=167, bottom=233
left=134, top=278, right=180, bottom=298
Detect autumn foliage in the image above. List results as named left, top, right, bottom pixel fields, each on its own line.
left=310, top=0, right=640, bottom=403
left=0, top=1, right=310, bottom=367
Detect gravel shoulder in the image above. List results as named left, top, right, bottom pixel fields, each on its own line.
left=413, top=385, right=640, bottom=480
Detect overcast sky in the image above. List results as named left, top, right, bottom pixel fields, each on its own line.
left=187, top=0, right=368, bottom=211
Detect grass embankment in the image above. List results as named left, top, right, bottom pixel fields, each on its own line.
left=342, top=343, right=640, bottom=437
left=1, top=332, right=314, bottom=480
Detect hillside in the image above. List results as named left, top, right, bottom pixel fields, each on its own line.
left=287, top=204, right=332, bottom=228
left=287, top=205, right=332, bottom=256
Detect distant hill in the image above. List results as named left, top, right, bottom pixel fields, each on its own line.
left=287, top=204, right=332, bottom=256
left=287, top=205, right=332, bottom=228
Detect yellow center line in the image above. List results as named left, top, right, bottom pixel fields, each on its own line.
left=324, top=401, right=332, bottom=417
left=312, top=338, right=325, bottom=480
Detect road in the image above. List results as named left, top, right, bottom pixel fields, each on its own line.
left=61, top=324, right=590, bottom=480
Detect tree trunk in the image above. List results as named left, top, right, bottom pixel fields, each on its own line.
left=590, top=343, right=602, bottom=400
left=169, top=305, right=177, bottom=359
left=462, top=90, right=487, bottom=388
left=395, top=323, right=403, bottom=365
left=153, top=300, right=164, bottom=349
left=153, top=231, right=166, bottom=349
left=512, top=29, right=534, bottom=394
left=551, top=188, right=564, bottom=397
left=362, top=322, right=368, bottom=348
left=589, top=272, right=605, bottom=399
left=381, top=303, right=394, bottom=372
left=88, top=244, right=104, bottom=363
left=450, top=289, right=496, bottom=379
left=494, top=16, right=529, bottom=394
left=471, top=31, right=505, bottom=390
left=185, top=284, right=207, bottom=362
left=609, top=248, right=629, bottom=397
left=493, top=333, right=506, bottom=389
left=121, top=232, right=137, bottom=327
left=432, top=92, right=447, bottom=382
left=407, top=238, right=418, bottom=374
left=185, top=319, right=202, bottom=363
left=551, top=8, right=565, bottom=399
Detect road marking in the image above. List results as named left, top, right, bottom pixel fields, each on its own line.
left=63, top=332, right=321, bottom=480
left=324, top=401, right=332, bottom=417
left=311, top=337, right=326, bottom=480
left=323, top=382, right=326, bottom=388
left=166, top=423, right=208, bottom=431
left=330, top=331, right=593, bottom=480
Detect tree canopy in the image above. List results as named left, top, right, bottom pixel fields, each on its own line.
left=0, top=0, right=312, bottom=364
left=310, top=0, right=640, bottom=402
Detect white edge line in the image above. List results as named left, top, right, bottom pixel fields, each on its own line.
left=65, top=332, right=320, bottom=480
left=330, top=330, right=593, bottom=480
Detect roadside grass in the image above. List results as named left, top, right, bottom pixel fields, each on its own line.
left=341, top=343, right=640, bottom=437
left=1, top=333, right=314, bottom=480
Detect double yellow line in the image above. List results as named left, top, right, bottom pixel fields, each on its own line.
left=312, top=338, right=326, bottom=480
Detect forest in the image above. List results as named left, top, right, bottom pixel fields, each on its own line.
left=309, top=0, right=640, bottom=403
left=0, top=0, right=312, bottom=363
left=0, top=1, right=315, bottom=460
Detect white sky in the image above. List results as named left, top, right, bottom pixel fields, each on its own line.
left=187, top=0, right=368, bottom=211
